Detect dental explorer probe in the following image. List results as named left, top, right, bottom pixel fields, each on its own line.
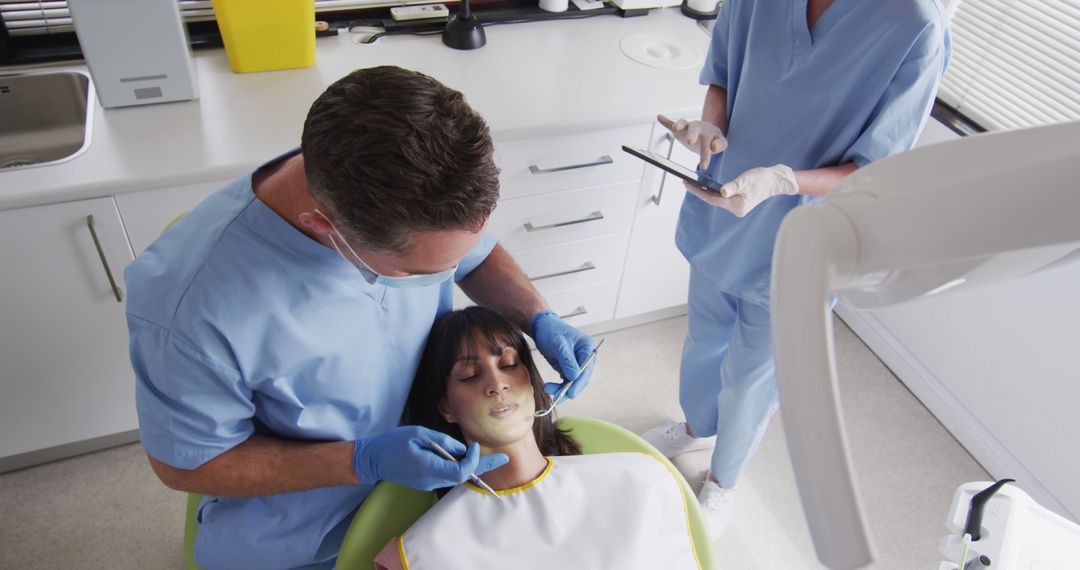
left=422, top=437, right=504, bottom=502
left=535, top=338, right=606, bottom=418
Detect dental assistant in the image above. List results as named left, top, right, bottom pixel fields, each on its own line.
left=124, top=66, right=597, bottom=570
left=643, top=0, right=951, bottom=535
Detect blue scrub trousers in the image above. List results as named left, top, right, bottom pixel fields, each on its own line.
left=680, top=269, right=778, bottom=489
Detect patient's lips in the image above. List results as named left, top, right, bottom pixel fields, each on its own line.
left=489, top=401, right=519, bottom=419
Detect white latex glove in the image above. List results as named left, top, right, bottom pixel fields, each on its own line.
left=658, top=114, right=728, bottom=170
left=685, top=164, right=799, bottom=218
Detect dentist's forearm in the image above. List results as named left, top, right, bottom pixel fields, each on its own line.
left=702, top=84, right=729, bottom=132
left=794, top=163, right=858, bottom=197
left=146, top=434, right=357, bottom=497
left=458, top=244, right=549, bottom=333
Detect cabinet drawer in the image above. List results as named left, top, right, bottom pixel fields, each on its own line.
left=489, top=181, right=638, bottom=252
left=544, top=280, right=620, bottom=328
left=495, top=124, right=651, bottom=200
left=450, top=277, right=621, bottom=327
left=514, top=233, right=630, bottom=294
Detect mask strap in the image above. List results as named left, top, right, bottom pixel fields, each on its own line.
left=324, top=228, right=351, bottom=262
left=315, top=209, right=372, bottom=269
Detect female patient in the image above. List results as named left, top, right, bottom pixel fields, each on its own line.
left=374, top=306, right=702, bottom=570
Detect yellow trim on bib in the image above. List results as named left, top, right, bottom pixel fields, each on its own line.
left=397, top=535, right=410, bottom=570
left=463, top=457, right=554, bottom=496
left=640, top=452, right=704, bottom=570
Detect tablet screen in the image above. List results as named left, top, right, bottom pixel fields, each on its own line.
left=622, top=146, right=726, bottom=193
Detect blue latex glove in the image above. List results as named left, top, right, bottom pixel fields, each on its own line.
left=530, top=310, right=599, bottom=399
left=353, top=426, right=509, bottom=491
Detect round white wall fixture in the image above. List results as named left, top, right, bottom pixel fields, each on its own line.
left=619, top=33, right=703, bottom=70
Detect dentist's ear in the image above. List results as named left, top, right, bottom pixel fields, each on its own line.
left=298, top=210, right=332, bottom=234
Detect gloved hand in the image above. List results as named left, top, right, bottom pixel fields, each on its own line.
left=530, top=310, right=599, bottom=399
left=685, top=164, right=799, bottom=217
left=353, top=426, right=509, bottom=491
left=658, top=114, right=728, bottom=170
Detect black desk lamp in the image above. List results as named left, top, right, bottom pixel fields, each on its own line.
left=442, top=0, right=486, bottom=50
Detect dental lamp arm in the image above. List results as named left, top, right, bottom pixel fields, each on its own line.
left=771, top=120, right=1080, bottom=570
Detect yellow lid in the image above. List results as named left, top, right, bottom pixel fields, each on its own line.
left=211, top=0, right=316, bottom=73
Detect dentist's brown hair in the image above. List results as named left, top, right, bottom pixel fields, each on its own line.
left=301, top=65, right=500, bottom=254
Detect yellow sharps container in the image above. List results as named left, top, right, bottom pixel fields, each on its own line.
left=211, top=0, right=315, bottom=73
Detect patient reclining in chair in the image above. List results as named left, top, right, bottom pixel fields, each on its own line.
left=374, top=306, right=702, bottom=570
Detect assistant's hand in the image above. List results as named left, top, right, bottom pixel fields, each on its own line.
left=685, top=164, right=799, bottom=217
left=658, top=114, right=728, bottom=170
left=353, top=426, right=509, bottom=491
left=531, top=310, right=599, bottom=399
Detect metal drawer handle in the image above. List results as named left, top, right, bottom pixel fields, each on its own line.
left=86, top=215, right=123, bottom=303
left=524, top=211, right=604, bottom=233
left=650, top=182, right=666, bottom=206
left=652, top=133, right=678, bottom=206
left=528, top=155, right=614, bottom=175
left=528, top=261, right=596, bottom=282
left=559, top=306, right=588, bottom=319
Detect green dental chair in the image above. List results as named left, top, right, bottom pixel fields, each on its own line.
left=183, top=416, right=715, bottom=569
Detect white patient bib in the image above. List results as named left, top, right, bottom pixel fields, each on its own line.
left=398, top=452, right=702, bottom=569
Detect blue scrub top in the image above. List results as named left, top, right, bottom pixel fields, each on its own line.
left=677, top=0, right=951, bottom=306
left=124, top=151, right=496, bottom=569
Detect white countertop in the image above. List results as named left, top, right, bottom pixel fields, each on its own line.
left=0, top=8, right=710, bottom=211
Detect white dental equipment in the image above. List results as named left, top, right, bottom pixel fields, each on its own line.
left=535, top=338, right=606, bottom=418
left=937, top=479, right=1080, bottom=569
left=770, top=120, right=1080, bottom=569
left=423, top=437, right=504, bottom=502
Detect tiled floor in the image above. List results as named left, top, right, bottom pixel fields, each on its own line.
left=0, top=315, right=987, bottom=569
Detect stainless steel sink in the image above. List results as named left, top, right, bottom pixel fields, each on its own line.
left=0, top=71, right=93, bottom=171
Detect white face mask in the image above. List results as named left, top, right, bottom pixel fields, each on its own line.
left=315, top=210, right=457, bottom=289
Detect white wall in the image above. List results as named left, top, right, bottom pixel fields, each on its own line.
left=836, top=119, right=1080, bottom=522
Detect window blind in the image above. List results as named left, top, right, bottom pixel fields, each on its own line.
left=1, top=0, right=422, bottom=37
left=938, top=0, right=1080, bottom=130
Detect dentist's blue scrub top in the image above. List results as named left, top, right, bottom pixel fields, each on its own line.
left=677, top=0, right=951, bottom=306
left=125, top=152, right=496, bottom=569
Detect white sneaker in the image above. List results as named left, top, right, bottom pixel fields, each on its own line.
left=641, top=420, right=716, bottom=458
left=697, top=479, right=736, bottom=539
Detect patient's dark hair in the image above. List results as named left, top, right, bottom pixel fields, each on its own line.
left=405, top=307, right=582, bottom=457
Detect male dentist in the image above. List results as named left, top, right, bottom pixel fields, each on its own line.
left=125, top=66, right=597, bottom=569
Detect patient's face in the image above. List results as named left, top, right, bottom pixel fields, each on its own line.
left=440, top=336, right=536, bottom=448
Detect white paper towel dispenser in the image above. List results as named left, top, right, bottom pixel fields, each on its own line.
left=68, top=0, right=198, bottom=108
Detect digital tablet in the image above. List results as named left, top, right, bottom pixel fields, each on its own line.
left=622, top=145, right=726, bottom=194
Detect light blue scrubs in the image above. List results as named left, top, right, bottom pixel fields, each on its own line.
left=125, top=151, right=496, bottom=569
left=676, top=0, right=950, bottom=488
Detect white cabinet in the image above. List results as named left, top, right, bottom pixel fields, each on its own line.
left=466, top=124, right=654, bottom=325
left=615, top=127, right=692, bottom=319
left=456, top=121, right=692, bottom=327
left=494, top=124, right=653, bottom=200
left=512, top=234, right=629, bottom=295
left=488, top=181, right=639, bottom=252
left=0, top=179, right=226, bottom=472
left=542, top=280, right=622, bottom=328
left=0, top=197, right=136, bottom=471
